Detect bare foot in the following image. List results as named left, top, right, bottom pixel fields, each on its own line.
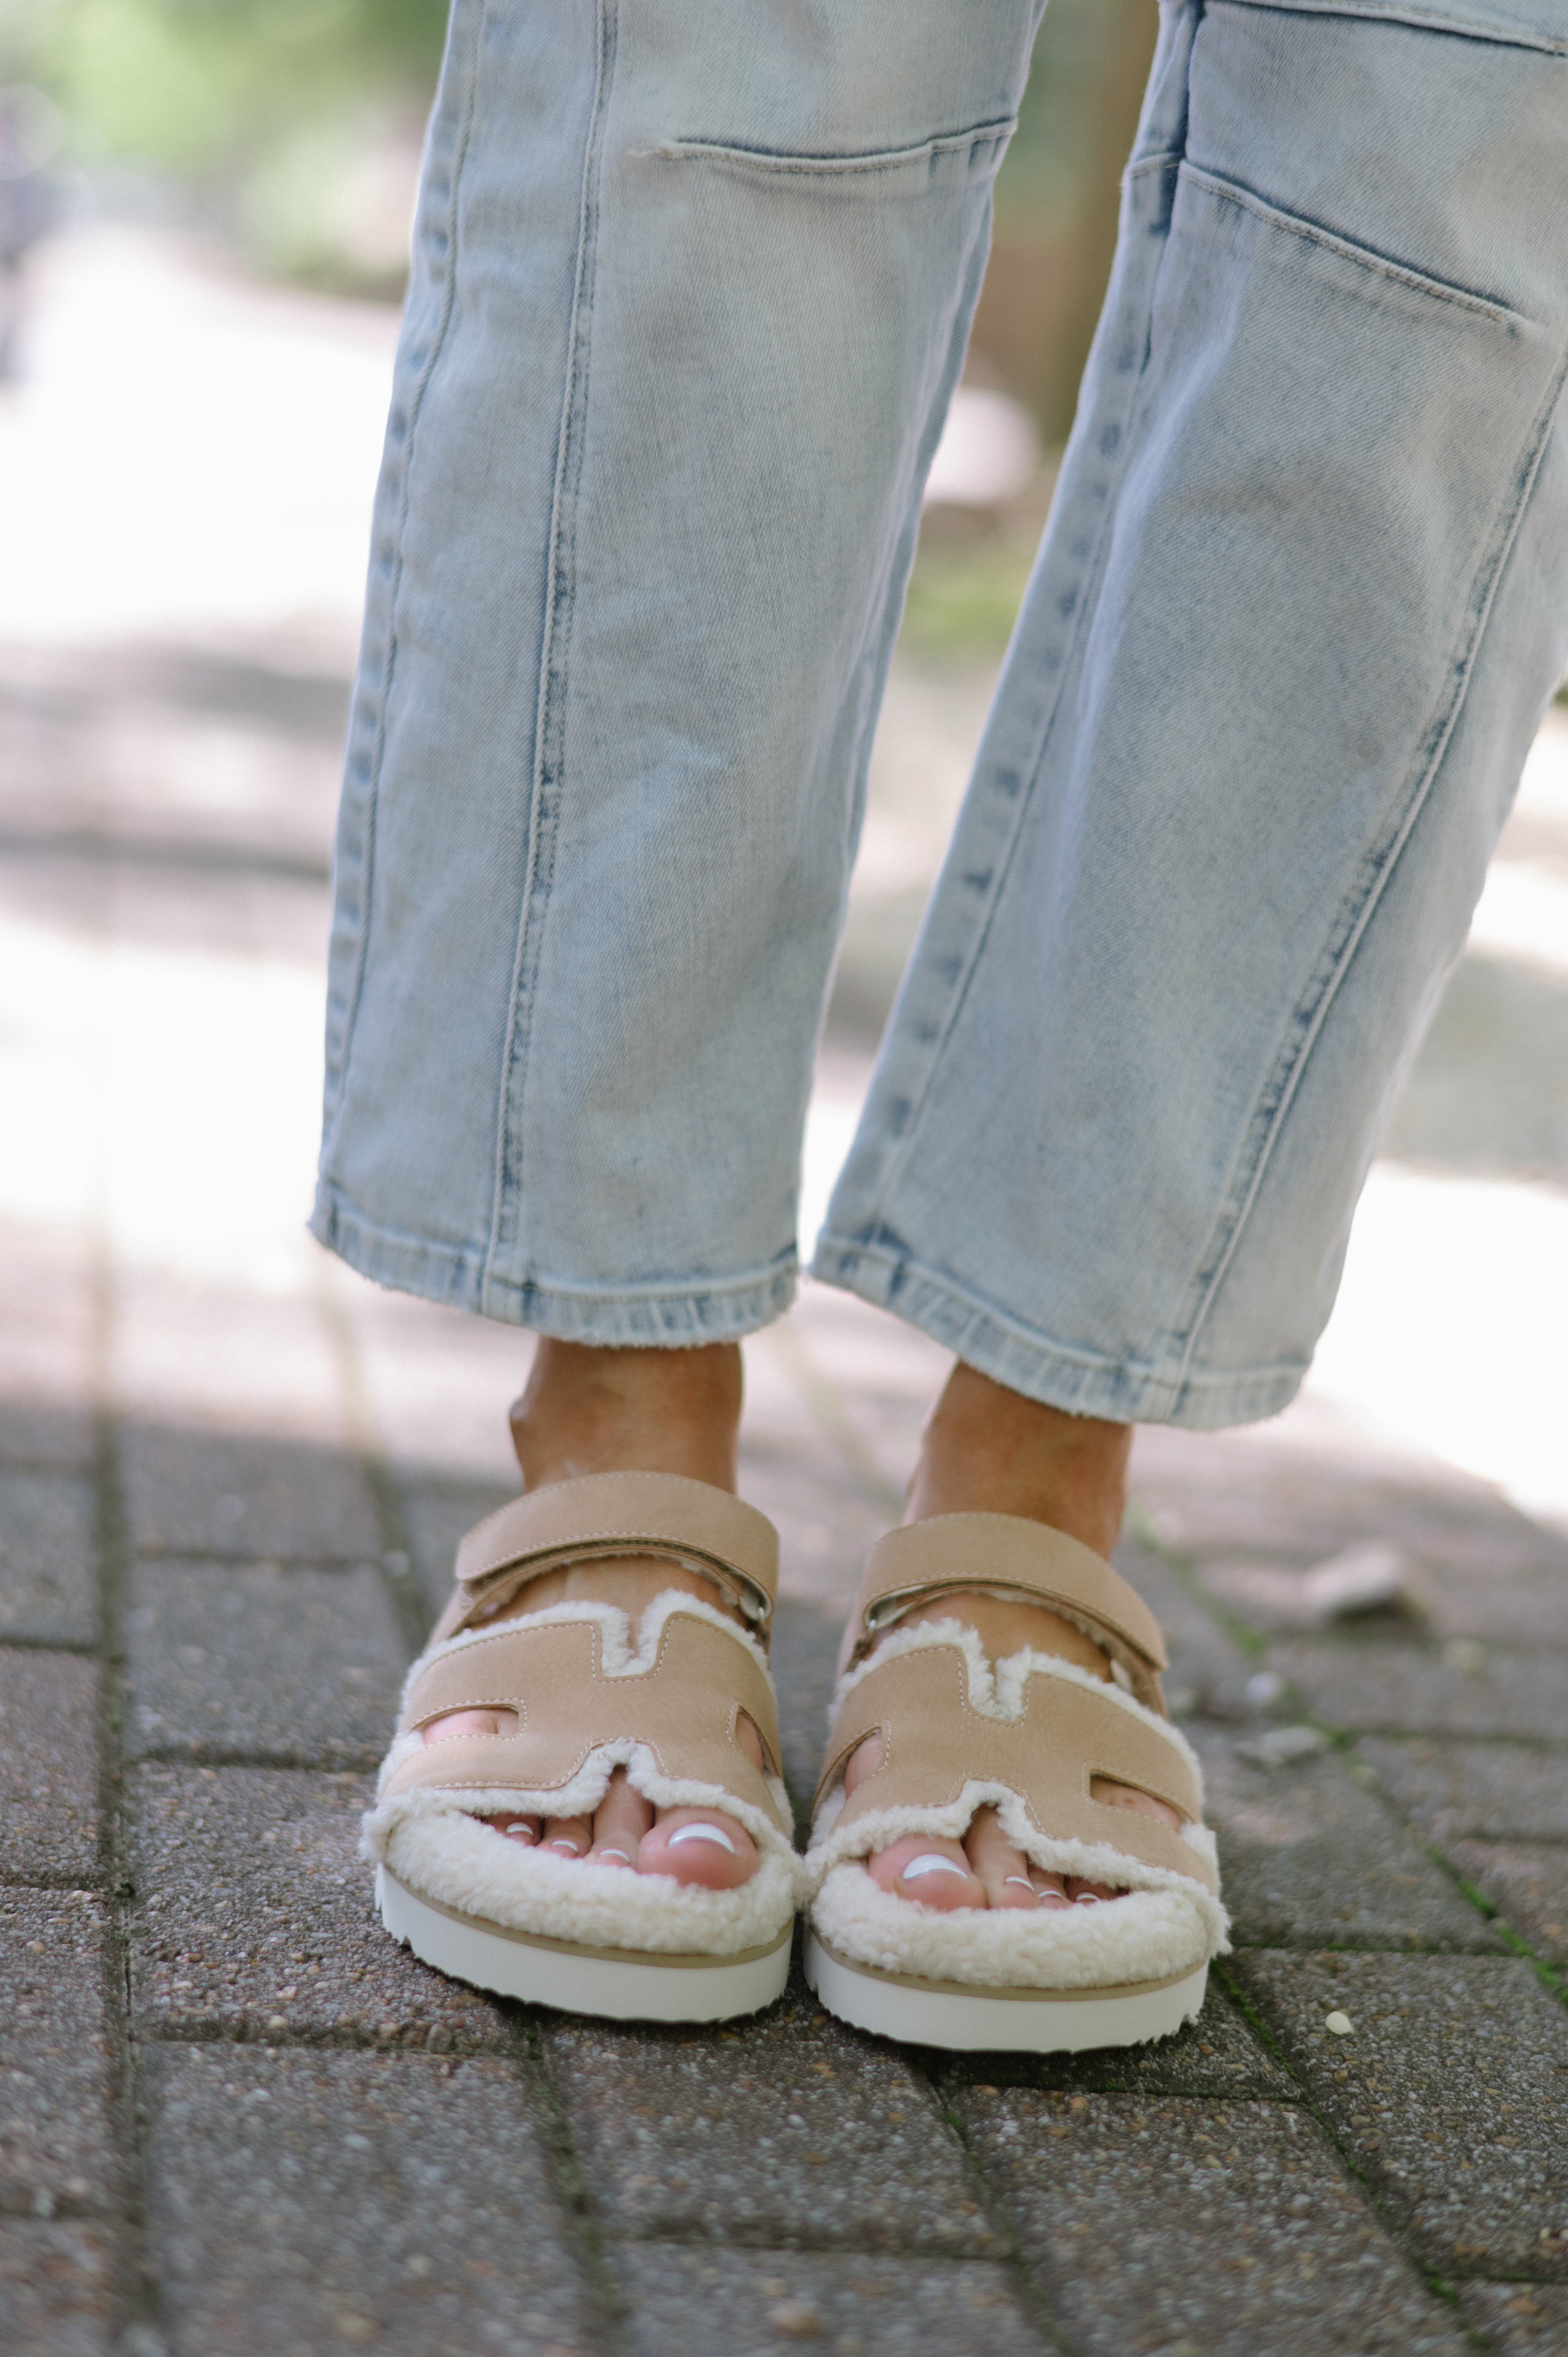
left=853, top=1364, right=1180, bottom=1912
left=420, top=1341, right=764, bottom=1891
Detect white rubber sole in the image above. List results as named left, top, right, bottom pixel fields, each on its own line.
left=804, top=1928, right=1208, bottom=2052
left=377, top=1866, right=793, bottom=2024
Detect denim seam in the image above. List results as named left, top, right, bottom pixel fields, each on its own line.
left=1210, top=0, right=1568, bottom=57
left=853, top=158, right=1187, bottom=1239
left=655, top=118, right=1016, bottom=176
left=1182, top=162, right=1529, bottom=325
left=318, top=1184, right=796, bottom=1338
left=1171, top=337, right=1568, bottom=1387
left=317, top=1, right=482, bottom=1178
left=812, top=1234, right=1308, bottom=1425
left=483, top=0, right=618, bottom=1313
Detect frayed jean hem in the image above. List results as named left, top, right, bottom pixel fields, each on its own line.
left=810, top=1231, right=1307, bottom=1431
left=311, top=1186, right=798, bottom=1344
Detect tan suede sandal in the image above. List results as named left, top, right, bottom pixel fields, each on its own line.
left=803, top=1516, right=1228, bottom=2052
left=365, top=1472, right=802, bottom=2023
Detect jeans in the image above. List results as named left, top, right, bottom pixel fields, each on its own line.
left=313, top=0, right=1568, bottom=1429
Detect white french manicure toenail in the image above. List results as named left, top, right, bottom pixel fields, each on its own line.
left=502, top=1821, right=535, bottom=1842
left=1074, top=1892, right=1101, bottom=1905
left=1003, top=1876, right=1038, bottom=1897
left=901, top=1854, right=969, bottom=1882
left=597, top=1847, right=634, bottom=1865
left=667, top=1823, right=737, bottom=1853
left=549, top=1839, right=583, bottom=1855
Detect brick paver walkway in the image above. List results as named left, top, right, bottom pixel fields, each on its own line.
left=3, top=231, right=1567, bottom=2357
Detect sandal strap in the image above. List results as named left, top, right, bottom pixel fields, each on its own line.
left=817, top=1640, right=1213, bottom=1893
left=387, top=1607, right=789, bottom=1835
left=436, top=1472, right=779, bottom=1640
left=843, top=1516, right=1167, bottom=1698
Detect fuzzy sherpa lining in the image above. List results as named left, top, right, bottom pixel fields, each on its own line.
left=377, top=1811, right=798, bottom=1955
left=804, top=1619, right=1228, bottom=1964
left=364, top=1590, right=804, bottom=1953
left=810, top=1861, right=1214, bottom=1986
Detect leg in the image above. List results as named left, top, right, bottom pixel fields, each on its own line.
left=314, top=0, right=1045, bottom=1337
left=810, top=1, right=1568, bottom=1949
left=325, top=3, right=1051, bottom=1922
left=819, top=0, right=1568, bottom=1417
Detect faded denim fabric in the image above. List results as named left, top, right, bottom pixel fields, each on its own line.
left=314, top=0, right=1568, bottom=1428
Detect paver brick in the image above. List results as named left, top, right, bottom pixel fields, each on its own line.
left=1459, top=2281, right=1568, bottom=2355
left=1227, top=1951, right=1568, bottom=2277
left=608, top=2246, right=1044, bottom=2357
left=0, top=1471, right=97, bottom=1646
left=1270, top=1636, right=1567, bottom=1740
left=1194, top=1726, right=1499, bottom=1951
left=0, top=1649, right=100, bottom=1883
left=1113, top=1539, right=1255, bottom=1720
left=128, top=1763, right=521, bottom=2051
left=1132, top=1421, right=1557, bottom=1581
left=956, top=2088, right=1469, bottom=2356
left=1447, top=1841, right=1568, bottom=1967
left=936, top=1978, right=1290, bottom=2101
left=1359, top=1736, right=1568, bottom=1843
left=0, top=2220, right=118, bottom=2357
left=118, top=1424, right=383, bottom=1561
left=544, top=1985, right=999, bottom=2256
left=145, top=2045, right=592, bottom=2357
left=124, top=1558, right=405, bottom=1765
left=769, top=1596, right=842, bottom=1832
left=0, top=1890, right=116, bottom=2216
left=1402, top=1562, right=1568, bottom=1649
left=397, top=1480, right=516, bottom=1624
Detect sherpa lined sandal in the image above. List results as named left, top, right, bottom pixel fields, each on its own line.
left=365, top=1472, right=803, bottom=2024
left=803, top=1515, right=1228, bottom=2053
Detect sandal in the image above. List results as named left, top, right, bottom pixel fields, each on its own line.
left=803, top=1515, right=1228, bottom=2052
left=365, top=1472, right=802, bottom=2023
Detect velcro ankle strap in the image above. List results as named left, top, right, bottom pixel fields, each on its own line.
left=438, top=1472, right=779, bottom=1640
left=846, top=1515, right=1167, bottom=1695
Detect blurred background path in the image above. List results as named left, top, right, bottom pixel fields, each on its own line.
left=2, top=23, right=1567, bottom=2353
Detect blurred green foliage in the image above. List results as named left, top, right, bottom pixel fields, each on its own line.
left=1, top=0, right=447, bottom=174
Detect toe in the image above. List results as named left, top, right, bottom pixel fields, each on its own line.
left=541, top=1815, right=593, bottom=1859
left=587, top=1768, right=653, bottom=1869
left=962, top=1806, right=1041, bottom=1910
left=869, top=1834, right=985, bottom=1911
left=639, top=1806, right=758, bottom=1889
left=1064, top=1876, right=1121, bottom=1904
left=475, top=1811, right=541, bottom=1846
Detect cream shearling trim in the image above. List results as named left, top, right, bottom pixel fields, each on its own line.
left=810, top=1861, right=1215, bottom=1987
left=364, top=1590, right=805, bottom=1951
left=380, top=1811, right=798, bottom=1956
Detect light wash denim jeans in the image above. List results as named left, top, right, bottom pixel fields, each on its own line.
left=314, top=0, right=1568, bottom=1429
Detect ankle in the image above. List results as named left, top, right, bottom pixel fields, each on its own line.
left=906, top=1362, right=1129, bottom=1559
left=509, top=1339, right=743, bottom=1493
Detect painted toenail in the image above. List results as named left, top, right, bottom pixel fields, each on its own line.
left=667, top=1823, right=736, bottom=1853
left=596, top=1846, right=634, bottom=1866
left=1003, top=1876, right=1037, bottom=1895
left=549, top=1839, right=584, bottom=1855
left=901, top=1854, right=969, bottom=1882
left=502, top=1821, right=535, bottom=1843
left=1074, top=1892, right=1101, bottom=1904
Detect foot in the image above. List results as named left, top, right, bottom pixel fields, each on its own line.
left=420, top=1341, right=764, bottom=1892
left=850, top=1364, right=1180, bottom=1914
